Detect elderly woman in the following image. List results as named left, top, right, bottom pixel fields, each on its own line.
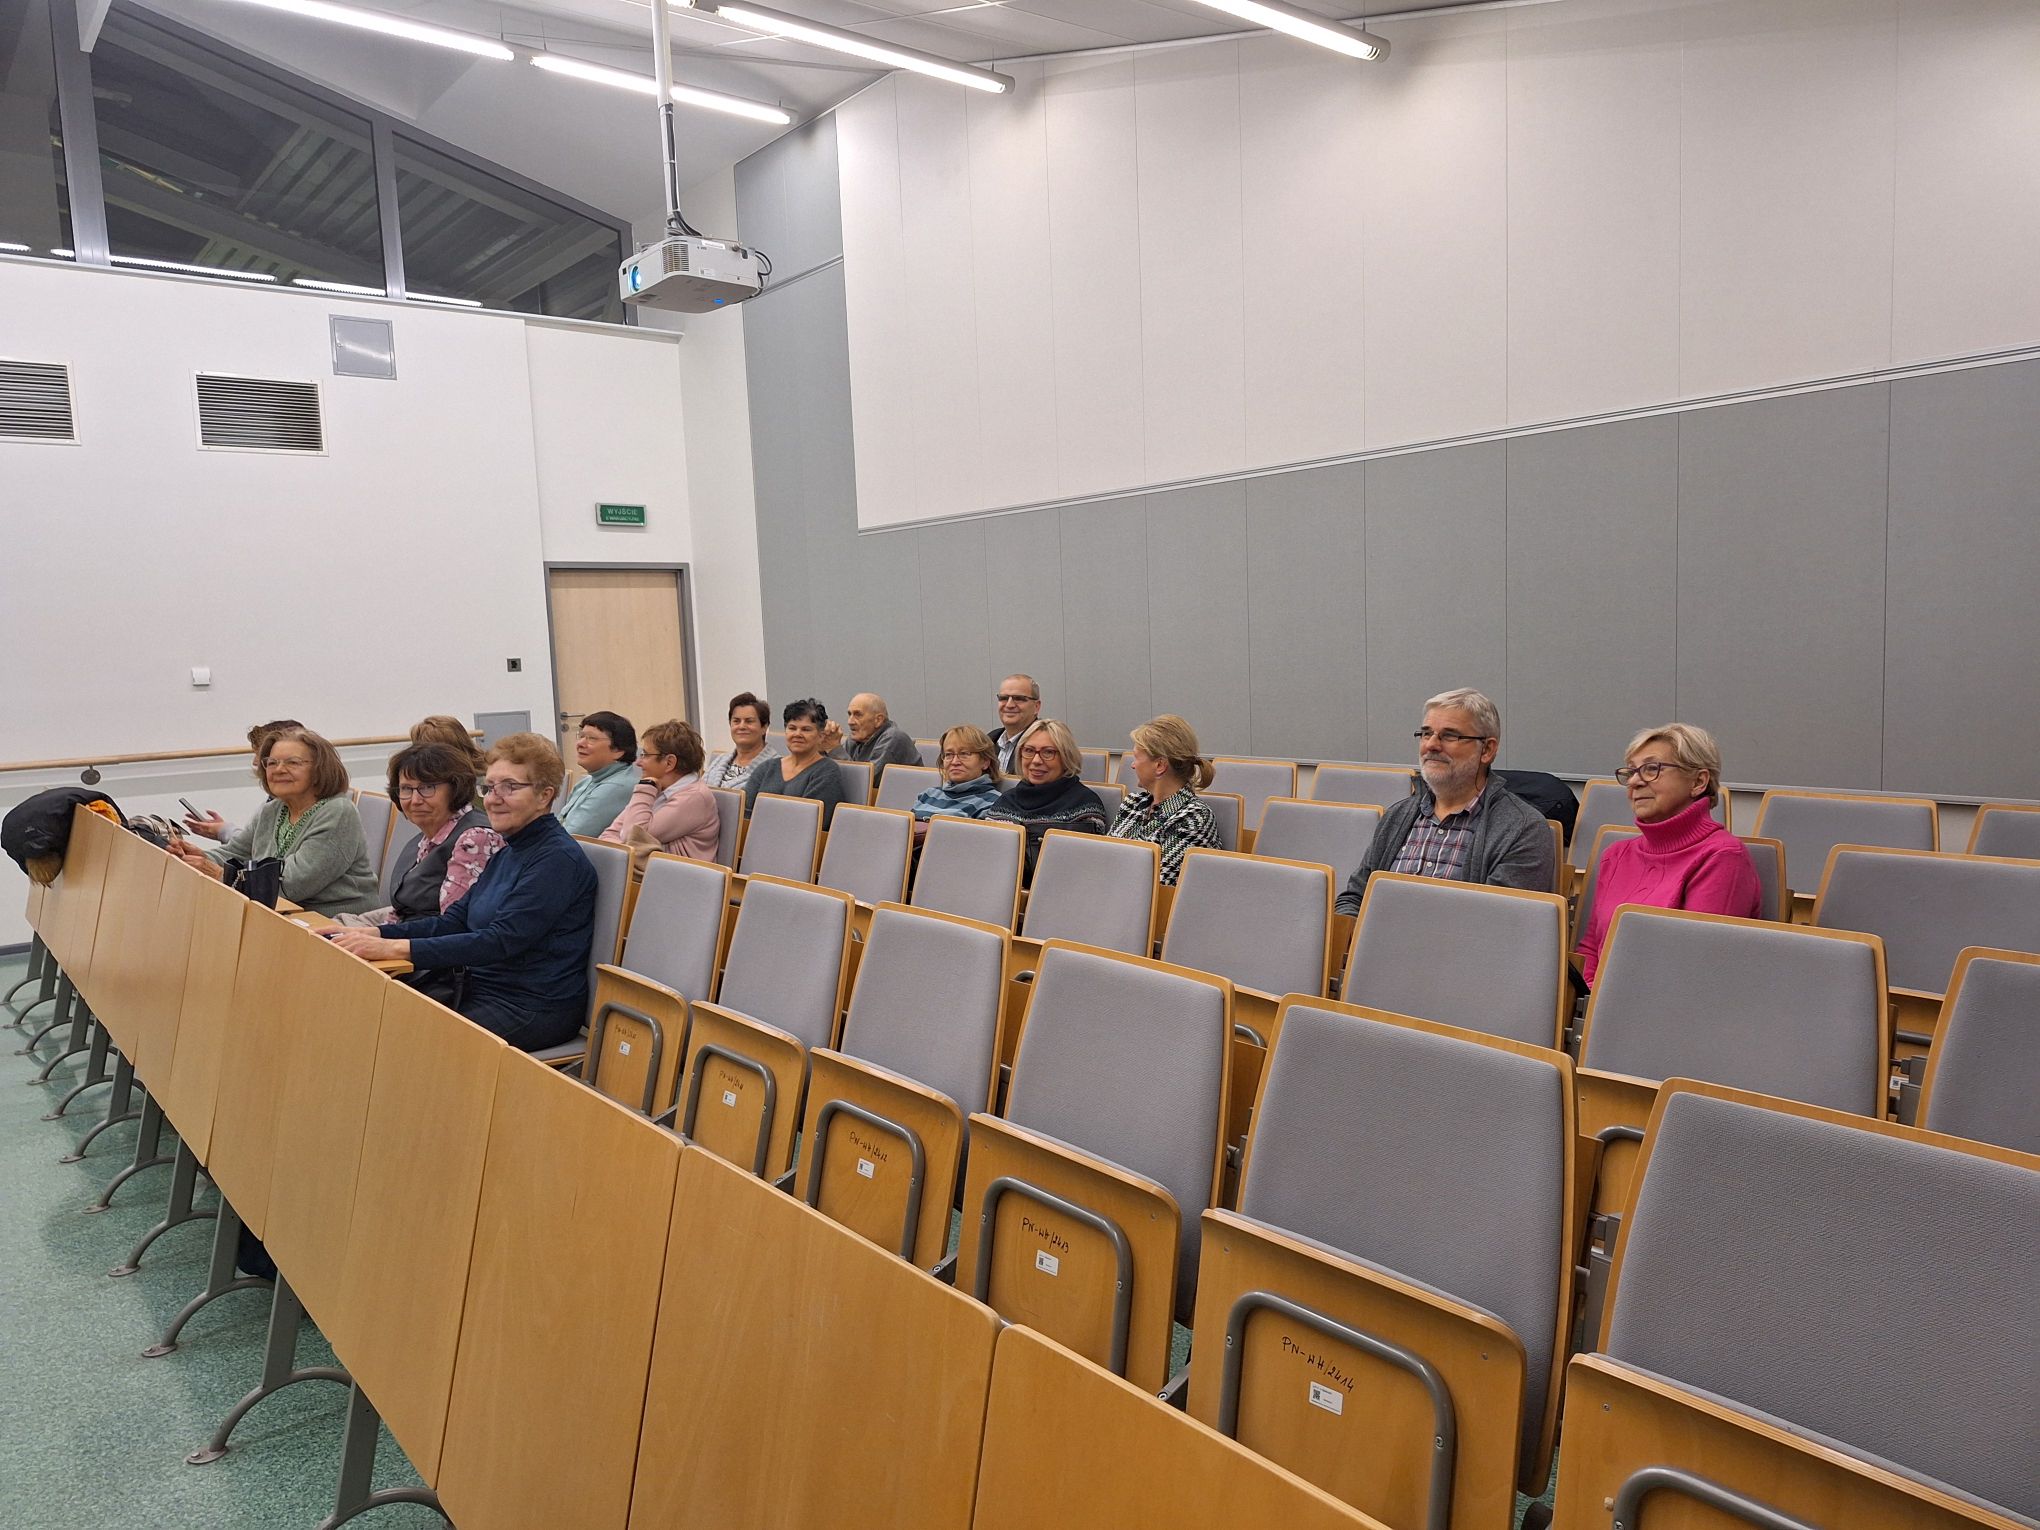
left=1108, top=714, right=1221, bottom=887
left=179, top=717, right=303, bottom=843
left=1574, top=722, right=1760, bottom=985
left=909, top=725, right=1004, bottom=841
left=601, top=719, right=718, bottom=860
left=339, top=742, right=503, bottom=927
left=170, top=726, right=379, bottom=914
left=325, top=733, right=597, bottom=1050
left=982, top=719, right=1107, bottom=876
left=556, top=710, right=639, bottom=837
left=744, top=698, right=847, bottom=829
left=408, top=714, right=486, bottom=778
left=704, top=692, right=779, bottom=791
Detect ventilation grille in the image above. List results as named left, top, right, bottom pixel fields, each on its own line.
left=195, top=373, right=324, bottom=452
left=0, top=359, right=76, bottom=441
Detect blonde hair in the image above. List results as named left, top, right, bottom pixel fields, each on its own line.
left=411, top=714, right=484, bottom=769
left=939, top=724, right=1003, bottom=786
left=1017, top=718, right=1083, bottom=779
left=1624, top=722, right=1725, bottom=803
left=484, top=732, right=567, bottom=801
left=1129, top=715, right=1216, bottom=791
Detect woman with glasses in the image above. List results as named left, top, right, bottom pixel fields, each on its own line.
left=982, top=718, right=1107, bottom=878
left=337, top=741, right=503, bottom=927
left=1108, top=714, right=1222, bottom=887
left=909, top=726, right=1005, bottom=840
left=169, top=725, right=379, bottom=915
left=744, top=698, right=848, bottom=829
left=324, top=733, right=597, bottom=1051
left=600, top=719, right=718, bottom=860
left=1573, top=722, right=1760, bottom=985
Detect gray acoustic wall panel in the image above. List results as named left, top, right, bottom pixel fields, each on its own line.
left=983, top=510, right=1068, bottom=727
left=743, top=271, right=819, bottom=708
left=916, top=518, right=993, bottom=738
left=1244, top=461, right=1367, bottom=763
left=1883, top=362, right=2040, bottom=800
left=1364, top=443, right=1510, bottom=763
left=1506, top=416, right=1680, bottom=774
left=1060, top=497, right=1152, bottom=748
left=732, top=113, right=842, bottom=281
left=1147, top=482, right=1250, bottom=756
left=1676, top=386, right=1889, bottom=789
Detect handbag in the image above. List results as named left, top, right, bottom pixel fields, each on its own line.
left=223, top=855, right=286, bottom=908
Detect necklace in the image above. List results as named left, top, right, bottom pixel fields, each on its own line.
left=273, top=799, right=318, bottom=856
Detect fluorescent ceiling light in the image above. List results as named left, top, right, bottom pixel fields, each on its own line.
left=1181, top=0, right=1389, bottom=60
left=411, top=291, right=484, bottom=308
left=693, top=1, right=1013, bottom=94
left=0, top=241, right=29, bottom=253
left=531, top=53, right=792, bottom=124
left=111, top=253, right=278, bottom=281
left=293, top=277, right=386, bottom=295
left=210, top=0, right=514, bottom=60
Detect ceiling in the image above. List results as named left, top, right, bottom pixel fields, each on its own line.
left=134, top=0, right=1492, bottom=235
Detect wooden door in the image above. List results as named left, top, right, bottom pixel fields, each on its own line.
left=548, top=569, right=691, bottom=761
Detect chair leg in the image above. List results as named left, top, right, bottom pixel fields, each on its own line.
left=4, top=938, right=55, bottom=1028
left=46, top=1023, right=114, bottom=1120
left=63, top=1054, right=140, bottom=1162
left=113, top=1138, right=209, bottom=1275
left=186, top=1273, right=352, bottom=1464
left=87, top=1092, right=173, bottom=1213
left=140, top=1196, right=270, bottom=1354
left=315, top=1383, right=451, bottom=1530
left=31, top=986, right=94, bottom=1082
left=20, top=976, right=80, bottom=1061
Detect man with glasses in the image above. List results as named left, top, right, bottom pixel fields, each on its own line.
left=988, top=675, right=1042, bottom=774
left=1333, top=687, right=1555, bottom=914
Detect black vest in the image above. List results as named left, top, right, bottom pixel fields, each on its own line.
left=389, top=808, right=491, bottom=920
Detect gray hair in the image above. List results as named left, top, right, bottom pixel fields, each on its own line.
left=1624, top=722, right=1725, bottom=803
left=1423, top=687, right=1500, bottom=742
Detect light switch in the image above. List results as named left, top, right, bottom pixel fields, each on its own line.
left=190, top=667, right=212, bottom=688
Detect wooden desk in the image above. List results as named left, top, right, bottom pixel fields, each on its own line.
left=281, top=906, right=413, bottom=976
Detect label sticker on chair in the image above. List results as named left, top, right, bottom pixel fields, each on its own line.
left=721, top=1089, right=737, bottom=1107
left=617, top=1041, right=631, bottom=1056
left=1308, top=1382, right=1343, bottom=1416
left=856, top=1159, right=875, bottom=1179
left=1034, top=1249, right=1060, bottom=1277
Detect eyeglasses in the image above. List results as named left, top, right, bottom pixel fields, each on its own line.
left=995, top=694, right=1036, bottom=705
left=1413, top=729, right=1489, bottom=747
left=941, top=750, right=987, bottom=763
left=263, top=758, right=312, bottom=771
left=1018, top=746, right=1062, bottom=762
left=479, top=779, right=535, bottom=798
left=395, top=784, right=445, bottom=800
left=1614, top=761, right=1687, bottom=786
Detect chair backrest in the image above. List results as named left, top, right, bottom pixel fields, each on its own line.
left=842, top=904, right=1008, bottom=1114
left=911, top=817, right=1024, bottom=929
left=1252, top=798, right=1381, bottom=882
left=815, top=803, right=913, bottom=907
left=1575, top=824, right=1641, bottom=943
left=1755, top=789, right=1939, bottom=884
left=1079, top=748, right=1110, bottom=782
left=1569, top=780, right=1631, bottom=871
left=1202, top=790, right=1244, bottom=853
left=1739, top=834, right=1787, bottom=921
left=1161, top=849, right=1331, bottom=1001
left=1310, top=763, right=1415, bottom=809
left=834, top=758, right=875, bottom=806
left=1968, top=804, right=2040, bottom=860
left=738, top=791, right=823, bottom=882
left=1008, top=943, right=1230, bottom=1296
left=1814, top=846, right=2040, bottom=997
left=874, top=763, right=940, bottom=813
left=1243, top=1002, right=1572, bottom=1480
left=380, top=828, right=420, bottom=904
left=766, top=730, right=787, bottom=753
left=1021, top=831, right=1159, bottom=955
left=577, top=836, right=632, bottom=996
left=1088, top=780, right=1125, bottom=820
left=1542, top=819, right=1564, bottom=893
left=1605, top=1084, right=2040, bottom=1522
left=1116, top=752, right=1141, bottom=788
left=1920, top=948, right=2040, bottom=1155
left=1584, top=909, right=1886, bottom=1115
left=1209, top=758, right=1299, bottom=833
left=1344, top=873, right=1568, bottom=1048
left=715, top=874, right=853, bottom=1051
left=620, top=853, right=728, bottom=1002
left=709, top=787, right=743, bottom=867
left=916, top=737, right=941, bottom=767
left=356, top=790, right=396, bottom=874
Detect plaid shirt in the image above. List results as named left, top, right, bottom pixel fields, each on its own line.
left=1389, top=791, right=1486, bottom=880
left=1109, top=787, right=1221, bottom=886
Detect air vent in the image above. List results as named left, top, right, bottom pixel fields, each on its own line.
left=195, top=373, right=324, bottom=453
left=0, top=359, right=76, bottom=442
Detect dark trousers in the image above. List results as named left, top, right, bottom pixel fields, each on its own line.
left=406, top=968, right=582, bottom=1052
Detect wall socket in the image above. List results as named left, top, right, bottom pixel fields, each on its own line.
left=506, top=658, right=522, bottom=672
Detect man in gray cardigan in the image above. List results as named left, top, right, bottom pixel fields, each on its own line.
left=1334, top=687, right=1556, bottom=915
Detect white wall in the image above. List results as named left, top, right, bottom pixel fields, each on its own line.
left=835, top=0, right=2040, bottom=529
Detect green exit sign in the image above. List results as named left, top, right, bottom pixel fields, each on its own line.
left=597, top=502, right=647, bottom=527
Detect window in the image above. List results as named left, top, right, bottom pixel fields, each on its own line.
left=87, top=8, right=384, bottom=291
left=0, top=0, right=73, bottom=259
left=393, top=135, right=624, bottom=323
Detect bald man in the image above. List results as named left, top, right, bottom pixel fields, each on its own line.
left=822, top=692, right=923, bottom=782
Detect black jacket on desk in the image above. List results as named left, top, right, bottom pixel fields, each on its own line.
left=382, top=811, right=597, bottom=1021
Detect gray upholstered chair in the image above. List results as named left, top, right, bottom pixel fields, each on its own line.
left=709, top=786, right=743, bottom=868
left=1343, top=873, right=1569, bottom=1049
left=910, top=816, right=1024, bottom=930
left=814, top=803, right=912, bottom=909
left=832, top=758, right=873, bottom=807
left=1020, top=831, right=1157, bottom=957
left=1917, top=947, right=2040, bottom=1155
left=1560, top=1083, right=2040, bottom=1528
left=354, top=789, right=395, bottom=876
left=1308, top=763, right=1413, bottom=810
left=379, top=828, right=419, bottom=905
left=1078, top=748, right=1110, bottom=782
left=1161, top=846, right=1331, bottom=1047
left=873, top=763, right=939, bottom=814
left=1208, top=758, right=1298, bottom=834
left=619, top=852, right=727, bottom=1002
left=1967, top=804, right=2040, bottom=860
left=1087, top=780, right=1125, bottom=820
left=736, top=791, right=822, bottom=884
left=1756, top=789, right=1939, bottom=898
left=1191, top=1000, right=1574, bottom=1530
left=530, top=836, right=634, bottom=1070
left=1201, top=791, right=1245, bottom=853
left=1252, top=797, right=1381, bottom=886
left=915, top=737, right=940, bottom=768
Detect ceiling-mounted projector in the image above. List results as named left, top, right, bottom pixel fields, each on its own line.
left=621, top=235, right=762, bottom=312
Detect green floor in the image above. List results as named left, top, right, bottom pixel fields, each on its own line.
left=0, top=951, right=440, bottom=1530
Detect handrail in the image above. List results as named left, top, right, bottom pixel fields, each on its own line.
left=0, top=733, right=473, bottom=774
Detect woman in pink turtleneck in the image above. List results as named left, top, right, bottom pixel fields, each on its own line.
left=1575, top=723, right=1761, bottom=984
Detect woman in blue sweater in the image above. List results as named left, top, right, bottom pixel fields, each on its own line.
left=325, top=732, right=596, bottom=1051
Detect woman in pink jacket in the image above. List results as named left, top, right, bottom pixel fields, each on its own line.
left=1575, top=722, right=1760, bottom=985
left=601, top=720, right=719, bottom=861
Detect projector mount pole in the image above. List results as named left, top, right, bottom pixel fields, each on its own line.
left=649, top=0, right=698, bottom=238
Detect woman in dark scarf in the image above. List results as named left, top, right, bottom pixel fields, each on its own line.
left=981, top=718, right=1109, bottom=879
